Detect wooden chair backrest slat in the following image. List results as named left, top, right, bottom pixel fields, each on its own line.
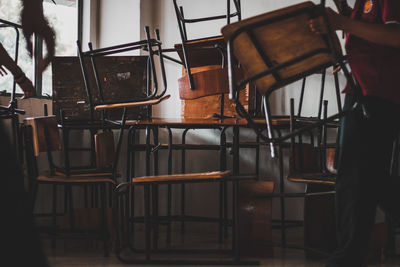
left=291, top=143, right=337, bottom=174
left=24, top=116, right=62, bottom=157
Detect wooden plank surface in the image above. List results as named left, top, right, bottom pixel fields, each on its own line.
left=124, top=117, right=251, bottom=126
left=221, top=1, right=342, bottom=95
left=131, top=170, right=231, bottom=183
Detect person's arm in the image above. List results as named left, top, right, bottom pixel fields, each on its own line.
left=0, top=44, right=36, bottom=98
left=331, top=9, right=400, bottom=48
left=21, top=0, right=55, bottom=74
left=310, top=8, right=400, bottom=48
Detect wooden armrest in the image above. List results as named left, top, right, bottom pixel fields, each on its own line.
left=132, top=170, right=231, bottom=184
left=38, top=175, right=116, bottom=184
left=287, top=172, right=336, bottom=185
left=94, top=95, right=170, bottom=111
left=54, top=170, right=113, bottom=177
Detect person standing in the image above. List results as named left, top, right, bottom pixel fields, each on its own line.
left=310, top=0, right=400, bottom=266
left=0, top=0, right=55, bottom=266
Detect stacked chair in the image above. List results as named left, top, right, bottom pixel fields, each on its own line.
left=77, top=26, right=257, bottom=264
left=221, top=0, right=359, bottom=253
left=174, top=0, right=277, bottom=259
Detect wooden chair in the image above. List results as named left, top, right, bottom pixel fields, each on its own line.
left=173, top=0, right=241, bottom=90
left=285, top=98, right=339, bottom=257
left=113, top=170, right=261, bottom=265
left=23, top=115, right=116, bottom=257
left=77, top=26, right=171, bottom=179
left=172, top=0, right=260, bottom=120
left=221, top=1, right=360, bottom=157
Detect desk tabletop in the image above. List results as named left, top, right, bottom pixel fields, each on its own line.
left=125, top=117, right=249, bottom=127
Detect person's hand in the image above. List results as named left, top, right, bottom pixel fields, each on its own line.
left=0, top=43, right=36, bottom=99
left=309, top=8, right=340, bottom=34
left=15, top=73, right=37, bottom=99
left=20, top=3, right=55, bottom=74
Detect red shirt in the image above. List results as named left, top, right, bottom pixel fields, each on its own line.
left=344, top=0, right=400, bottom=104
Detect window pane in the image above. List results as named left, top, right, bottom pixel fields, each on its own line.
left=0, top=0, right=33, bottom=95
left=42, top=0, right=77, bottom=96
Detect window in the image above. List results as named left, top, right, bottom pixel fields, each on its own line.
left=42, top=0, right=78, bottom=96
left=0, top=0, right=32, bottom=95
left=0, top=0, right=80, bottom=97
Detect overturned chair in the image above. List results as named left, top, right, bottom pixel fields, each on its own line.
left=221, top=0, right=362, bottom=153
left=220, top=0, right=363, bottom=252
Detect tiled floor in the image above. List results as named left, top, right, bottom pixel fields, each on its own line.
left=42, top=228, right=400, bottom=267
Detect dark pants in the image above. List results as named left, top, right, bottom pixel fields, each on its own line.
left=326, top=94, right=400, bottom=267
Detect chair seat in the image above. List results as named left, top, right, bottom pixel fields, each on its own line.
left=287, top=172, right=336, bottom=185
left=94, top=95, right=170, bottom=111
left=132, top=170, right=231, bottom=184
left=37, top=175, right=116, bottom=185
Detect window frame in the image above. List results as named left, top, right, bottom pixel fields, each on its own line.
left=33, top=0, right=83, bottom=98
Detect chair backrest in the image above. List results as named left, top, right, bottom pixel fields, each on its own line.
left=23, top=116, right=62, bottom=182
left=288, top=98, right=339, bottom=175
left=174, top=0, right=242, bottom=92
left=77, top=27, right=167, bottom=122
left=178, top=65, right=246, bottom=100
left=24, top=116, right=62, bottom=157
left=221, top=1, right=342, bottom=97
left=173, top=0, right=241, bottom=43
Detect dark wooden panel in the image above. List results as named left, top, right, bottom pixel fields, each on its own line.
left=238, top=181, right=274, bottom=257
left=52, top=56, right=149, bottom=123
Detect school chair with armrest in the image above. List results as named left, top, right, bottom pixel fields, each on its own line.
left=23, top=115, right=116, bottom=257
left=77, top=26, right=171, bottom=182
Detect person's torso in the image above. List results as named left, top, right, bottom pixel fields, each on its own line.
left=345, top=0, right=400, bottom=104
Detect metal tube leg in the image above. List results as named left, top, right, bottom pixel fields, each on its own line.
left=219, top=127, right=228, bottom=242
left=167, top=127, right=173, bottom=245
left=52, top=184, right=57, bottom=249
left=229, top=126, right=240, bottom=238
left=181, top=129, right=189, bottom=235
left=152, top=185, right=159, bottom=249
left=152, top=127, right=159, bottom=249
left=278, top=143, right=286, bottom=247
left=233, top=180, right=239, bottom=262
left=144, top=184, right=151, bottom=261
left=101, top=183, right=109, bottom=257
